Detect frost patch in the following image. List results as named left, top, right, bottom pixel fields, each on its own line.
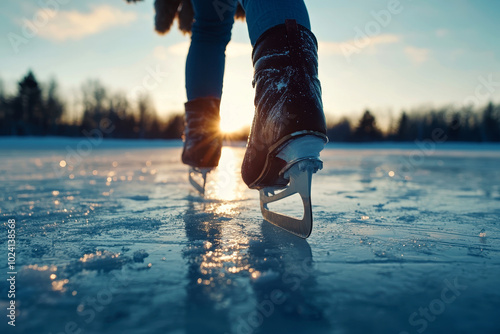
left=133, top=249, right=149, bottom=263
left=76, top=250, right=130, bottom=271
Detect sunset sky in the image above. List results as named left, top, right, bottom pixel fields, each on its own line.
left=1, top=0, right=499, bottom=131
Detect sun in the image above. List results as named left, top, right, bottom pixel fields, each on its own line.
left=220, top=115, right=245, bottom=133
left=219, top=104, right=253, bottom=134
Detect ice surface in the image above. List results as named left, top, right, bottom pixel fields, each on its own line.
left=1, top=138, right=500, bottom=334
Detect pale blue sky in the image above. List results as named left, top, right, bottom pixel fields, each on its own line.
left=1, top=0, right=499, bottom=131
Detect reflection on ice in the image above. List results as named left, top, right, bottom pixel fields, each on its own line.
left=182, top=184, right=330, bottom=333
left=206, top=147, right=247, bottom=202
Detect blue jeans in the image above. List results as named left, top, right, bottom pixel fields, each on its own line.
left=186, top=0, right=311, bottom=101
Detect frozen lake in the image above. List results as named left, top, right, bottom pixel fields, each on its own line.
left=1, top=138, right=499, bottom=334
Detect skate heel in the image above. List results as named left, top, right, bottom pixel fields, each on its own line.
left=276, top=135, right=326, bottom=178
left=260, top=135, right=326, bottom=238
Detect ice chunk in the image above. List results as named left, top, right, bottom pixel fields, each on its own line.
left=133, top=249, right=149, bottom=263
left=479, top=228, right=486, bottom=238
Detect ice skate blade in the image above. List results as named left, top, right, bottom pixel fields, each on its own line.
left=188, top=167, right=213, bottom=196
left=260, top=159, right=322, bottom=238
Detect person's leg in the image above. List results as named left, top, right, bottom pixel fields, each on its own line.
left=186, top=0, right=238, bottom=100
left=238, top=0, right=311, bottom=45
left=239, top=1, right=326, bottom=236
left=182, top=0, right=237, bottom=173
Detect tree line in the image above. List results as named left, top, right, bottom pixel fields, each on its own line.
left=327, top=104, right=500, bottom=142
left=0, top=71, right=184, bottom=139
left=1, top=70, right=499, bottom=142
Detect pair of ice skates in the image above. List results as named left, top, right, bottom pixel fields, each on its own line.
left=182, top=20, right=328, bottom=238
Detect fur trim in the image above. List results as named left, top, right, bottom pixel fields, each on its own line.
left=127, top=0, right=245, bottom=35
left=154, top=0, right=181, bottom=34
left=235, top=4, right=245, bottom=19
left=178, top=0, right=194, bottom=34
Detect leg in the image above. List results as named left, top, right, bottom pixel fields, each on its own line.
left=183, top=0, right=238, bottom=194
left=239, top=1, right=328, bottom=237
left=186, top=0, right=237, bottom=100
left=238, top=0, right=311, bottom=45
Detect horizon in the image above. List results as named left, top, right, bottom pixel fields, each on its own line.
left=2, top=0, right=500, bottom=132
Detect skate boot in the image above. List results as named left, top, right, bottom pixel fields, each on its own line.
left=182, top=97, right=222, bottom=195
left=241, top=20, right=328, bottom=238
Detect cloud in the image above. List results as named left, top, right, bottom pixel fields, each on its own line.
left=319, top=34, right=401, bottom=56
left=405, top=46, right=430, bottom=64
left=435, top=29, right=449, bottom=38
left=165, top=41, right=190, bottom=57
left=368, top=34, right=402, bottom=46
left=153, top=45, right=170, bottom=60
left=34, top=5, right=137, bottom=41
left=159, top=41, right=251, bottom=59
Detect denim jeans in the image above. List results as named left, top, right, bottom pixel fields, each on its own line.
left=186, top=0, right=311, bottom=101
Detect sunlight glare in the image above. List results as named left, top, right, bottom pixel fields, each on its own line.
left=220, top=114, right=246, bottom=134
left=208, top=147, right=246, bottom=202
left=219, top=101, right=253, bottom=134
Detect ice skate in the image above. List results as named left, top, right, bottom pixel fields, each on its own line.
left=188, top=167, right=211, bottom=196
left=182, top=97, right=222, bottom=195
left=242, top=20, right=328, bottom=238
